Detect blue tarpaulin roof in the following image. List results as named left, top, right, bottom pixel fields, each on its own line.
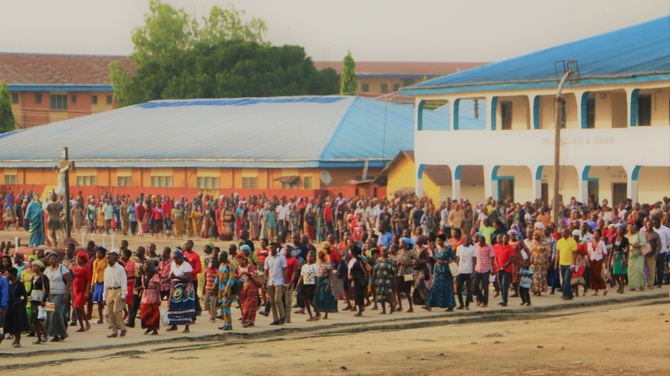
left=404, top=16, right=670, bottom=95
left=0, top=96, right=447, bottom=168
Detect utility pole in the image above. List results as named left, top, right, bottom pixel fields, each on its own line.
left=59, top=147, right=74, bottom=239
left=552, top=60, right=579, bottom=228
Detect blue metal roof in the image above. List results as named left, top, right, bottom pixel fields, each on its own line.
left=0, top=96, right=447, bottom=168
left=404, top=16, right=670, bottom=95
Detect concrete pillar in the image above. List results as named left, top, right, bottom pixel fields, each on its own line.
left=416, top=164, right=425, bottom=198
left=625, top=165, right=640, bottom=203
left=626, top=88, right=640, bottom=127
left=530, top=95, right=540, bottom=129
left=486, top=96, right=498, bottom=131
left=487, top=165, right=499, bottom=200
left=533, top=166, right=543, bottom=200
left=579, top=165, right=590, bottom=204
left=415, top=99, right=425, bottom=131
left=452, top=165, right=461, bottom=200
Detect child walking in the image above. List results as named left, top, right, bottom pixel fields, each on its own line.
left=518, top=260, right=533, bottom=306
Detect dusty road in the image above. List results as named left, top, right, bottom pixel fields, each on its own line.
left=4, top=300, right=668, bottom=375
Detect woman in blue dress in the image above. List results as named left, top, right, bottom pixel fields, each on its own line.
left=422, top=233, right=456, bottom=312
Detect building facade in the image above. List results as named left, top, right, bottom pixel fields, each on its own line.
left=314, top=61, right=486, bottom=97
left=0, top=53, right=128, bottom=128
left=404, top=17, right=670, bottom=206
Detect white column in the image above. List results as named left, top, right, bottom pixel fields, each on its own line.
left=578, top=165, right=589, bottom=204
left=416, top=164, right=425, bottom=198
left=532, top=166, right=542, bottom=200
left=483, top=165, right=497, bottom=200
left=452, top=166, right=461, bottom=200
left=624, top=165, right=639, bottom=203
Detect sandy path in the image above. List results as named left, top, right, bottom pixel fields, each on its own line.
left=6, top=301, right=669, bottom=375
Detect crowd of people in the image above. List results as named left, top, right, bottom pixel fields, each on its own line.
left=0, top=190, right=669, bottom=349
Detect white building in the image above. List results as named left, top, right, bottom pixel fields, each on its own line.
left=403, top=16, right=670, bottom=206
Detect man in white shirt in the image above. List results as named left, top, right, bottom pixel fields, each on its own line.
left=653, top=218, right=670, bottom=287
left=276, top=199, right=290, bottom=234
left=455, top=236, right=477, bottom=310
left=264, top=242, right=288, bottom=325
left=439, top=202, right=449, bottom=234
left=103, top=250, right=127, bottom=338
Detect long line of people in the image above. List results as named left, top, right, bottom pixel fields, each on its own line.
left=0, top=192, right=668, bottom=349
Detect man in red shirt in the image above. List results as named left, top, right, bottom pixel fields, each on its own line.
left=493, top=234, right=516, bottom=307
left=323, top=201, right=334, bottom=238
left=182, top=240, right=202, bottom=317
left=283, top=244, right=299, bottom=323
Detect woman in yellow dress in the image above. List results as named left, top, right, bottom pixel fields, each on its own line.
left=190, top=204, right=202, bottom=238
left=96, top=202, right=105, bottom=233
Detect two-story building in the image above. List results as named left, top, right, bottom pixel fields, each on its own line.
left=314, top=61, right=485, bottom=97
left=0, top=53, right=129, bottom=128
left=403, top=16, right=670, bottom=206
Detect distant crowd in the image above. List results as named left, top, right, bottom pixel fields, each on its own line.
left=0, top=189, right=668, bottom=348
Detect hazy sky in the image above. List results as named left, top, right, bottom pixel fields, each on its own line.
left=1, top=0, right=667, bottom=62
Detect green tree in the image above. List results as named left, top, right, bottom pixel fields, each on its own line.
left=0, top=82, right=16, bottom=133
left=111, top=1, right=338, bottom=106
left=340, top=50, right=357, bottom=95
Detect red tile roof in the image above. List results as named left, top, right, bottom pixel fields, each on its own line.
left=0, top=53, right=131, bottom=86
left=313, top=61, right=487, bottom=77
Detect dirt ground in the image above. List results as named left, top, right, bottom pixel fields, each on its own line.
left=6, top=302, right=668, bottom=375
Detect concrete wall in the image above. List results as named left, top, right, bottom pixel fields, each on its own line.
left=638, top=167, right=670, bottom=204
left=387, top=157, right=415, bottom=198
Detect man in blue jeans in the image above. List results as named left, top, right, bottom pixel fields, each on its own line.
left=494, top=234, right=515, bottom=307
left=555, top=228, right=578, bottom=300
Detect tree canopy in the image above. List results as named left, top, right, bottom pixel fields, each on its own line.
left=0, top=82, right=16, bottom=133
left=111, top=0, right=337, bottom=107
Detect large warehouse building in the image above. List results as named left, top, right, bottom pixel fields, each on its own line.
left=0, top=95, right=446, bottom=198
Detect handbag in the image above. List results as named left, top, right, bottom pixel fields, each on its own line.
left=252, top=272, right=267, bottom=288
left=403, top=273, right=414, bottom=282
left=448, top=261, right=460, bottom=277
left=45, top=301, right=55, bottom=312
left=37, top=306, right=48, bottom=320
left=159, top=307, right=170, bottom=326
left=639, top=233, right=653, bottom=256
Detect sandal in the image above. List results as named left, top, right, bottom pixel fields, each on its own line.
left=307, top=317, right=317, bottom=322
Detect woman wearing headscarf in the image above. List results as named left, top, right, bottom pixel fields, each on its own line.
left=166, top=249, right=195, bottom=333
left=235, top=253, right=259, bottom=328
left=314, top=247, right=338, bottom=319
left=3, top=267, right=29, bottom=347
left=29, top=260, right=49, bottom=344
left=395, top=237, right=416, bottom=312
left=44, top=252, right=72, bottom=342
left=71, top=252, right=91, bottom=332
left=422, top=234, right=457, bottom=312
left=140, top=260, right=161, bottom=335
left=348, top=246, right=368, bottom=317
left=529, top=230, right=548, bottom=296
left=373, top=247, right=396, bottom=314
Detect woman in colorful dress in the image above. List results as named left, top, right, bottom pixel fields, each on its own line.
left=236, top=253, right=259, bottom=328
left=215, top=251, right=237, bottom=331
left=3, top=268, right=29, bottom=347
left=373, top=247, right=396, bottom=314
left=395, top=237, right=417, bottom=313
left=249, top=204, right=260, bottom=240
left=422, top=234, right=457, bottom=312
left=29, top=260, right=49, bottom=344
left=121, top=250, right=136, bottom=315
left=610, top=226, right=629, bottom=294
left=71, top=252, right=91, bottom=332
left=529, top=230, right=548, bottom=296
left=166, top=249, right=195, bottom=333
left=314, top=248, right=338, bottom=319
left=625, top=223, right=647, bottom=291
left=587, top=229, right=608, bottom=296
left=189, top=204, right=201, bottom=238
left=140, top=260, right=161, bottom=335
